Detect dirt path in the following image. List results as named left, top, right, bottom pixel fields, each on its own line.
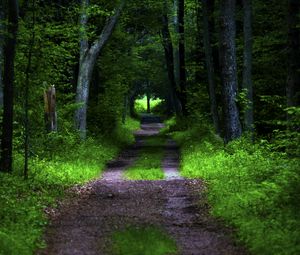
left=38, top=116, right=246, bottom=255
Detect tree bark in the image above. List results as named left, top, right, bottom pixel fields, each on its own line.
left=173, top=0, right=180, bottom=89
left=24, top=0, right=36, bottom=179
left=161, top=4, right=181, bottom=115
left=44, top=86, right=57, bottom=132
left=0, top=3, right=4, bottom=108
left=75, top=0, right=125, bottom=139
left=202, top=0, right=220, bottom=134
left=122, top=94, right=128, bottom=124
left=178, top=0, right=188, bottom=115
left=0, top=0, right=18, bottom=173
left=219, top=0, right=242, bottom=143
left=287, top=0, right=300, bottom=108
left=242, top=0, right=254, bottom=136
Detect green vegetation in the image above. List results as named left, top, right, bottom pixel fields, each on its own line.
left=1, top=0, right=300, bottom=254
left=0, top=119, right=139, bottom=255
left=167, top=117, right=300, bottom=255
left=110, top=225, right=178, bottom=255
left=125, top=136, right=165, bottom=180
left=134, top=96, right=163, bottom=114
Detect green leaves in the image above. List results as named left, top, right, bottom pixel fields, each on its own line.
left=87, top=5, right=112, bottom=18
left=171, top=116, right=300, bottom=255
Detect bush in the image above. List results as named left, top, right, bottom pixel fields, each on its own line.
left=0, top=118, right=140, bottom=255
left=170, top=117, right=300, bottom=255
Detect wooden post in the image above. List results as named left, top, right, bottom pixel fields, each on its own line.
left=44, top=85, right=57, bottom=132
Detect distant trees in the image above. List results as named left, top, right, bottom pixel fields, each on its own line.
left=0, top=0, right=299, bottom=176
left=0, top=0, right=19, bottom=172
left=219, top=0, right=242, bottom=142
left=75, top=0, right=125, bottom=139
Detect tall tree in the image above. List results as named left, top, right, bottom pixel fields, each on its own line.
left=172, top=0, right=180, bottom=89
left=287, top=0, right=300, bottom=108
left=242, top=0, right=254, bottom=135
left=161, top=0, right=181, bottom=115
left=0, top=2, right=4, bottom=107
left=201, top=0, right=220, bottom=134
left=75, top=0, right=125, bottom=139
left=0, top=0, right=19, bottom=172
left=219, top=0, right=242, bottom=142
left=178, top=0, right=187, bottom=115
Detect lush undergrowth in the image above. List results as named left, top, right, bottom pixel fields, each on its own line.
left=125, top=136, right=165, bottom=180
left=110, top=225, right=178, bottom=255
left=0, top=118, right=140, bottom=255
left=167, top=117, right=300, bottom=255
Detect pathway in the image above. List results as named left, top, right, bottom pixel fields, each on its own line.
left=38, top=115, right=247, bottom=255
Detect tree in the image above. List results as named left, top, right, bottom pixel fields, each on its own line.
left=24, top=0, right=37, bottom=179
left=0, top=1, right=4, bottom=107
left=161, top=0, right=181, bottom=115
left=287, top=0, right=300, bottom=108
left=242, top=0, right=254, bottom=136
left=178, top=0, right=187, bottom=115
left=75, top=0, right=125, bottom=139
left=219, top=0, right=242, bottom=142
left=0, top=0, right=19, bottom=172
left=201, top=0, right=220, bottom=134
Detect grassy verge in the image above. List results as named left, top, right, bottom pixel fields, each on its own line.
left=125, top=136, right=165, bottom=180
left=168, top=118, right=300, bottom=255
left=110, top=225, right=178, bottom=255
left=0, top=118, right=140, bottom=255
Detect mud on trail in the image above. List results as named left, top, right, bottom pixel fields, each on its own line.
left=38, top=115, right=247, bottom=255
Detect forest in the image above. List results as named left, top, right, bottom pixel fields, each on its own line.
left=0, top=0, right=299, bottom=254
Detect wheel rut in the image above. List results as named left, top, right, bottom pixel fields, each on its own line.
left=38, top=115, right=247, bottom=255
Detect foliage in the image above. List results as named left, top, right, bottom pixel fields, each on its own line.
left=110, top=225, right=178, bottom=255
left=169, top=117, right=300, bottom=255
left=134, top=96, right=163, bottom=114
left=0, top=118, right=139, bottom=255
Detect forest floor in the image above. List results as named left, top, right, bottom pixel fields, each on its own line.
left=38, top=115, right=247, bottom=255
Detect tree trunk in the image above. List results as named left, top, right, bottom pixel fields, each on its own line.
left=122, top=95, right=128, bottom=124
left=161, top=2, right=181, bottom=115
left=173, top=0, right=180, bottom=89
left=287, top=0, right=300, bottom=108
left=0, top=4, right=4, bottom=108
left=146, top=89, right=151, bottom=113
left=44, top=86, right=57, bottom=132
left=178, top=0, right=188, bottom=115
left=0, top=0, right=18, bottom=173
left=129, top=94, right=136, bottom=118
left=219, top=0, right=242, bottom=143
left=242, top=0, right=254, bottom=136
left=75, top=0, right=125, bottom=139
left=202, top=0, right=220, bottom=134
left=24, top=0, right=36, bottom=179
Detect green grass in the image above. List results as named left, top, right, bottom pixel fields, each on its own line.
left=0, top=118, right=140, bottom=255
left=110, top=225, right=178, bottom=255
left=170, top=119, right=300, bottom=255
left=125, top=136, right=165, bottom=180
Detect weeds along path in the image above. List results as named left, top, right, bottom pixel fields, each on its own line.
left=38, top=115, right=247, bottom=255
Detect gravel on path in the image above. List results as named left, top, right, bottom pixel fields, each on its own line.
left=38, top=116, right=247, bottom=255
